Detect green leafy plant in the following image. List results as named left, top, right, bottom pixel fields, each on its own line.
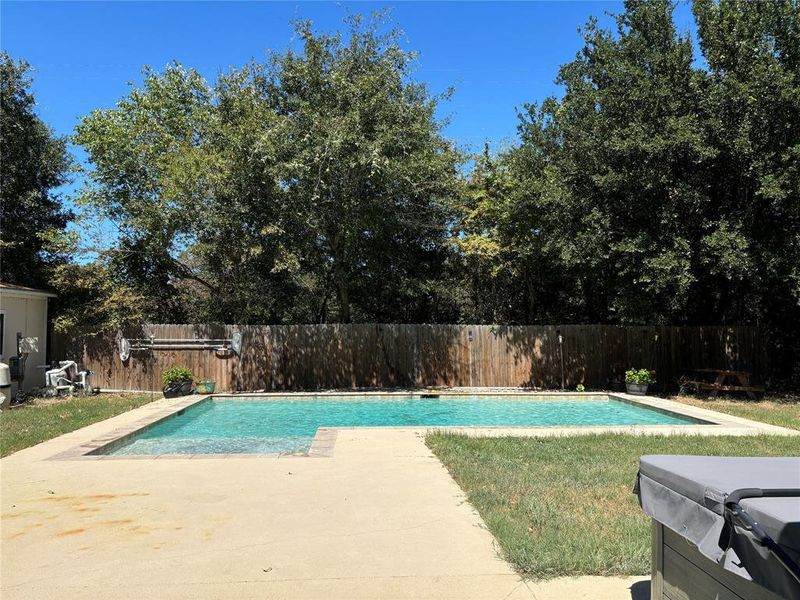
left=576, top=384, right=585, bottom=392
left=625, top=368, right=655, bottom=385
left=162, top=366, right=193, bottom=385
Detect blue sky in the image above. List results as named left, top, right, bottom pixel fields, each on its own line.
left=2, top=1, right=698, bottom=154
left=3, top=1, right=698, bottom=250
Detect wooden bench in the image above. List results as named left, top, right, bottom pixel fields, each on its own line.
left=683, top=369, right=764, bottom=399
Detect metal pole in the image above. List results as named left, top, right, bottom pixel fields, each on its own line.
left=557, top=330, right=565, bottom=390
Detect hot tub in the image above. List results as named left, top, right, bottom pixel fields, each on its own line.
left=635, top=455, right=800, bottom=600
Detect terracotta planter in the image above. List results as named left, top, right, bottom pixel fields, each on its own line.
left=625, top=382, right=650, bottom=396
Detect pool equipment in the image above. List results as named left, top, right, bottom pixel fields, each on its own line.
left=0, top=362, right=10, bottom=408
left=7, top=333, right=38, bottom=403
left=119, top=331, right=243, bottom=361
left=43, top=361, right=93, bottom=396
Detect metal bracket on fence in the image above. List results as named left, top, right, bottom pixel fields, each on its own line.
left=118, top=332, right=242, bottom=361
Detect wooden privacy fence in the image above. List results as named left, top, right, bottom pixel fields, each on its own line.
left=51, top=324, right=768, bottom=393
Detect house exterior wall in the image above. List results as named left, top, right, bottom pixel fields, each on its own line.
left=0, top=291, right=49, bottom=394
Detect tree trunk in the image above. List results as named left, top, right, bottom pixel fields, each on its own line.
left=526, top=271, right=537, bottom=324
left=337, top=278, right=351, bottom=323
left=329, top=230, right=350, bottom=323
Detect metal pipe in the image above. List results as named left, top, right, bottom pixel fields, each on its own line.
left=130, top=344, right=230, bottom=351
left=128, top=338, right=231, bottom=343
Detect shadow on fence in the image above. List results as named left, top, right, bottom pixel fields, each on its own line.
left=51, top=323, right=768, bottom=393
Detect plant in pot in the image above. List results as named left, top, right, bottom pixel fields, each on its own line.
left=162, top=367, right=193, bottom=398
left=195, top=378, right=216, bottom=394
left=625, top=368, right=655, bottom=395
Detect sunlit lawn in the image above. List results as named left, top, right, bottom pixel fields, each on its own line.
left=670, top=394, right=800, bottom=431
left=428, top=429, right=800, bottom=579
left=0, top=393, right=158, bottom=457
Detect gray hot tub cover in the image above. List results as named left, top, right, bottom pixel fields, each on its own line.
left=635, top=455, right=800, bottom=599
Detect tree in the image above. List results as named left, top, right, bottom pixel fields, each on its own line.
left=452, top=142, right=566, bottom=324
left=73, top=65, right=215, bottom=322
left=258, top=15, right=461, bottom=322
left=75, top=14, right=462, bottom=325
left=486, top=0, right=711, bottom=324
left=0, top=52, right=72, bottom=287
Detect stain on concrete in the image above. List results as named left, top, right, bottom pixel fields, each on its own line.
left=43, top=492, right=149, bottom=503
left=101, top=519, right=134, bottom=526
left=126, top=525, right=150, bottom=535
left=0, top=510, right=37, bottom=519
left=55, top=528, right=86, bottom=538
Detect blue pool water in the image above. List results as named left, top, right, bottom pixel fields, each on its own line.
left=104, top=395, right=700, bottom=455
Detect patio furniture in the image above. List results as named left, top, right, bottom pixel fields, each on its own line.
left=683, top=368, right=765, bottom=399
left=635, top=455, right=800, bottom=600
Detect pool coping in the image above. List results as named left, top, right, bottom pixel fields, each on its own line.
left=46, top=391, right=799, bottom=461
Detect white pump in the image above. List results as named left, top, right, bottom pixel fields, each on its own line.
left=44, top=361, right=92, bottom=395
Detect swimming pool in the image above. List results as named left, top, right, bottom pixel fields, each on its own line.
left=100, top=394, right=702, bottom=456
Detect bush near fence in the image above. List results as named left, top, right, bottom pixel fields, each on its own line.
left=51, top=324, right=768, bottom=393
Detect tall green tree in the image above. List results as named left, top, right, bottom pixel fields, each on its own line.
left=0, top=52, right=72, bottom=287
left=464, top=0, right=712, bottom=325
left=531, top=0, right=711, bottom=323
left=693, top=0, right=800, bottom=378
left=75, top=64, right=223, bottom=322
left=74, top=14, right=461, bottom=325
left=692, top=0, right=800, bottom=325
left=262, top=16, right=461, bottom=322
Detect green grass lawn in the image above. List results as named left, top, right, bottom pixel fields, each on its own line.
left=670, top=394, right=800, bottom=430
left=0, top=393, right=158, bottom=457
left=427, top=432, right=800, bottom=579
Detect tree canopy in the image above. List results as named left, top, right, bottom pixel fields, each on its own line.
left=0, top=52, right=72, bottom=288
left=455, top=0, right=799, bottom=337
left=72, top=15, right=461, bottom=326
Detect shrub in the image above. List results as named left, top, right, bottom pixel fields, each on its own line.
left=162, top=366, right=193, bottom=385
left=625, top=368, right=655, bottom=385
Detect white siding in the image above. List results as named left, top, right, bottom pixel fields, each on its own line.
left=0, top=292, right=49, bottom=393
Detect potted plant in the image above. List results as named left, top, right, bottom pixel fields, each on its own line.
left=162, top=366, right=193, bottom=398
left=625, top=368, right=656, bottom=395
left=195, top=378, right=216, bottom=394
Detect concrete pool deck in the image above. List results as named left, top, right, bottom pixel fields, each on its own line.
left=2, top=394, right=796, bottom=599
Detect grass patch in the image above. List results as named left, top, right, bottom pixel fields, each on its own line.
left=427, top=433, right=800, bottom=579
left=670, top=394, right=800, bottom=430
left=0, top=393, right=158, bottom=457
